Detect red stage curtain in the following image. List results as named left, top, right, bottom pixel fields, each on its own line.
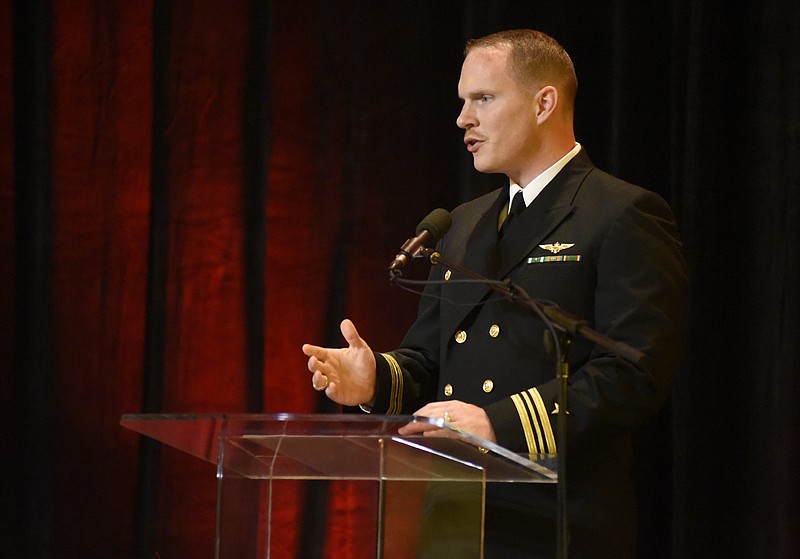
left=48, top=1, right=151, bottom=555
left=7, top=1, right=460, bottom=557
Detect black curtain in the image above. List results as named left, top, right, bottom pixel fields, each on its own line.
left=669, top=2, right=800, bottom=557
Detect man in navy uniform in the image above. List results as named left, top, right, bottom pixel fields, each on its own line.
left=303, top=29, right=687, bottom=558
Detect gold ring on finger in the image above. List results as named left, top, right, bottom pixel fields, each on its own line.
left=313, top=375, right=329, bottom=392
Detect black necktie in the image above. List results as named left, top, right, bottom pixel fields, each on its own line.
left=501, top=190, right=527, bottom=236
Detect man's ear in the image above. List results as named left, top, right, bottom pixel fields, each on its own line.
left=534, top=85, right=559, bottom=124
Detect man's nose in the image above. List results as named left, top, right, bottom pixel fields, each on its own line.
left=456, top=103, right=475, bottom=129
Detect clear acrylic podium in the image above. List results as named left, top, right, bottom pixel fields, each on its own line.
left=121, top=413, right=557, bottom=558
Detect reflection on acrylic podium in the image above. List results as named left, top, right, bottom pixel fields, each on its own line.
left=121, top=413, right=556, bottom=559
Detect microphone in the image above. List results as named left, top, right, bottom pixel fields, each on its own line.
left=388, top=208, right=452, bottom=274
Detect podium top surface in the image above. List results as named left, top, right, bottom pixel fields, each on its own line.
left=121, top=413, right=557, bottom=483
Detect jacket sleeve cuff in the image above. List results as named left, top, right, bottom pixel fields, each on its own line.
left=367, top=351, right=404, bottom=415
left=485, top=388, right=558, bottom=457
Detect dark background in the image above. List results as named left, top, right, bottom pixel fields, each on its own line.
left=2, top=1, right=798, bottom=557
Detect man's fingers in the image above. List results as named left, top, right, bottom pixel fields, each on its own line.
left=304, top=345, right=332, bottom=373
left=308, top=355, right=335, bottom=377
left=412, top=403, right=449, bottom=420
left=311, top=371, right=330, bottom=392
left=398, top=420, right=440, bottom=436
left=325, top=380, right=337, bottom=398
left=302, top=343, right=326, bottom=359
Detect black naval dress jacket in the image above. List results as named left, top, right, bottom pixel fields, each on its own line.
left=370, top=149, right=688, bottom=558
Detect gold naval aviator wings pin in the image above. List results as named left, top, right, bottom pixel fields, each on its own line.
left=539, top=242, right=575, bottom=254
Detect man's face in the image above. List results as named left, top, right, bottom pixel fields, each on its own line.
left=456, top=46, right=540, bottom=185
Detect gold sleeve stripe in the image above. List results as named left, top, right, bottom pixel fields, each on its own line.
left=380, top=353, right=403, bottom=415
left=520, top=390, right=547, bottom=453
left=511, top=393, right=537, bottom=455
left=529, top=388, right=556, bottom=454
left=510, top=389, right=557, bottom=456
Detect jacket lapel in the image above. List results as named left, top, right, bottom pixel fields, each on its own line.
left=439, top=189, right=506, bottom=338
left=494, top=150, right=592, bottom=279
left=440, top=150, right=594, bottom=338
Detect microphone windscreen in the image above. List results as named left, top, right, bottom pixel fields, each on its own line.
left=415, top=208, right=452, bottom=242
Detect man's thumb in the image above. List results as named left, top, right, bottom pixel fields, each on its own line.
left=340, top=319, right=365, bottom=348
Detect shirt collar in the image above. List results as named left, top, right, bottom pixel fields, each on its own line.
left=508, top=143, right=582, bottom=212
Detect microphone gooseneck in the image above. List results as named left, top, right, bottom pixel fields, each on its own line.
left=388, top=208, right=452, bottom=276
